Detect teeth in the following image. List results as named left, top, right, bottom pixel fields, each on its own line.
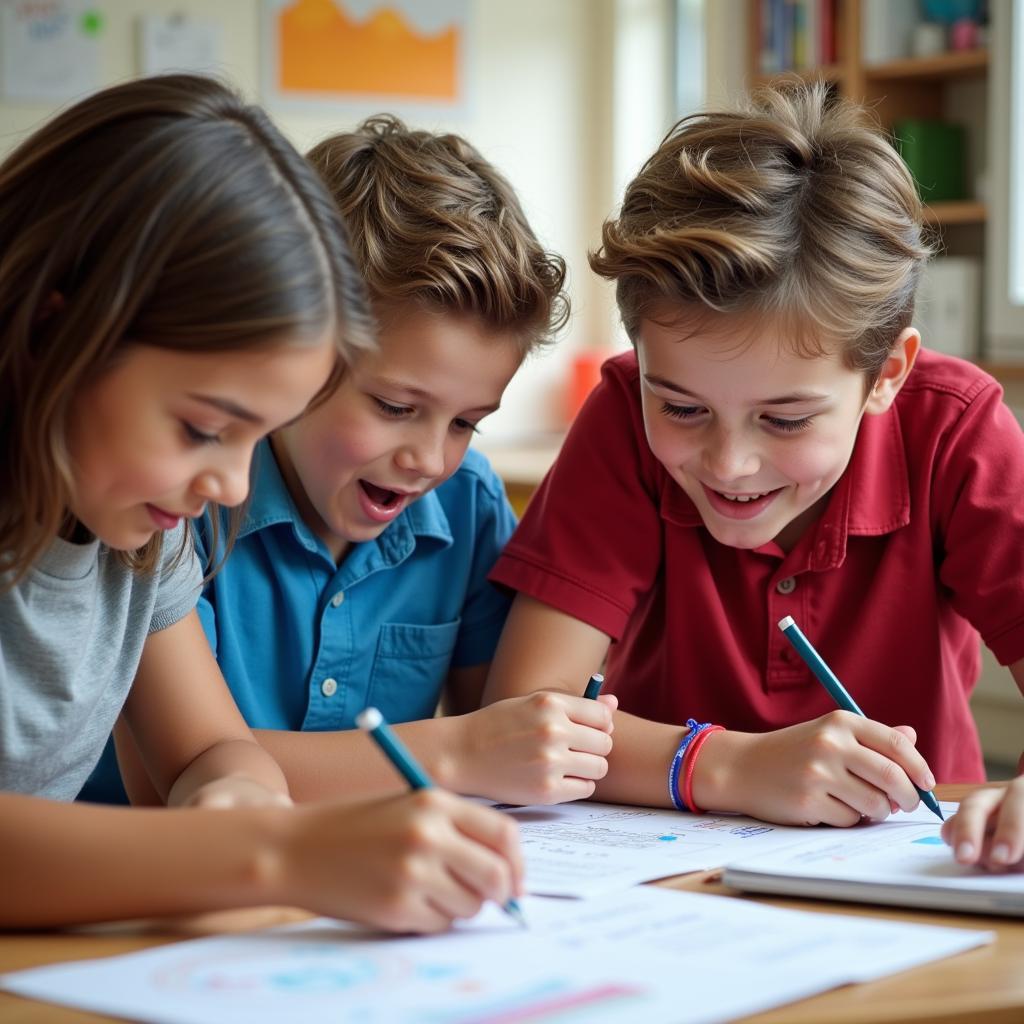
left=721, top=492, right=767, bottom=503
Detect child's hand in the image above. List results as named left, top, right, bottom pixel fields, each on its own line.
left=181, top=775, right=293, bottom=810
left=452, top=691, right=616, bottom=805
left=694, top=710, right=935, bottom=826
left=282, top=789, right=523, bottom=933
left=942, top=777, right=1024, bottom=870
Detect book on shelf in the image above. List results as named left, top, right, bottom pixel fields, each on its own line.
left=758, top=0, right=837, bottom=75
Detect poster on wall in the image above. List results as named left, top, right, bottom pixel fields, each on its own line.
left=0, top=0, right=103, bottom=102
left=137, top=14, right=223, bottom=77
left=261, top=0, right=471, bottom=117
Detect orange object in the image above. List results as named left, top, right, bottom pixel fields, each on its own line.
left=566, top=349, right=613, bottom=423
left=278, top=0, right=459, bottom=100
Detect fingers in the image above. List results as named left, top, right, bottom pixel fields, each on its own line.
left=942, top=788, right=1003, bottom=865
left=562, top=720, right=614, bottom=757
left=943, top=781, right=1024, bottom=870
left=988, top=782, right=1024, bottom=867
left=446, top=794, right=524, bottom=899
left=841, top=713, right=936, bottom=795
left=528, top=691, right=614, bottom=732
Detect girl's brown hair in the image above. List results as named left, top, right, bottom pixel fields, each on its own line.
left=590, top=83, right=933, bottom=377
left=307, top=114, right=568, bottom=354
left=0, top=74, right=373, bottom=584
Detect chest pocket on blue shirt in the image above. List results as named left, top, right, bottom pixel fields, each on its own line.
left=368, top=619, right=461, bottom=722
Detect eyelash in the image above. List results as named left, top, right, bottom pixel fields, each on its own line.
left=373, top=398, right=480, bottom=434
left=183, top=422, right=219, bottom=445
left=659, top=403, right=814, bottom=433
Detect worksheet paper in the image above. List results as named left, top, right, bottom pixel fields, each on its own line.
left=1, top=887, right=991, bottom=1024
left=725, top=800, right=1024, bottom=915
left=495, top=799, right=817, bottom=897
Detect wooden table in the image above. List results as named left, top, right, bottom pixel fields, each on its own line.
left=1, top=785, right=1020, bottom=1024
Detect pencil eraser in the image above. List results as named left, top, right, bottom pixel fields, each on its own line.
left=778, top=615, right=795, bottom=631
left=356, top=707, right=383, bottom=730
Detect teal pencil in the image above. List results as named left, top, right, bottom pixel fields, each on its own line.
left=777, top=616, right=944, bottom=822
left=356, top=706, right=528, bottom=928
left=584, top=673, right=605, bottom=700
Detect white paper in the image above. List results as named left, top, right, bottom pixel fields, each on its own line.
left=137, top=15, right=223, bottom=76
left=495, top=799, right=814, bottom=897
left=0, top=0, right=101, bottom=102
left=0, top=888, right=991, bottom=1024
left=725, top=801, right=1024, bottom=916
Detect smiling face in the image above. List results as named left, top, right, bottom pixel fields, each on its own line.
left=637, top=306, right=917, bottom=552
left=65, top=337, right=337, bottom=551
left=272, top=305, right=524, bottom=562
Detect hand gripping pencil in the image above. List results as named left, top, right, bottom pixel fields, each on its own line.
left=356, top=706, right=527, bottom=927
left=777, top=616, right=944, bottom=822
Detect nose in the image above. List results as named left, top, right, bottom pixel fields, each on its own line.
left=395, top=428, right=447, bottom=481
left=192, top=453, right=251, bottom=509
left=702, top=427, right=760, bottom=483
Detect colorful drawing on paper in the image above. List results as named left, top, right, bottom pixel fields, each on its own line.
left=139, top=933, right=645, bottom=1022
left=265, top=0, right=468, bottom=108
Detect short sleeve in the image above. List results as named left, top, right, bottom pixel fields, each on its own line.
left=148, top=520, right=202, bottom=634
left=933, top=382, right=1024, bottom=664
left=489, top=354, right=665, bottom=640
left=451, top=451, right=517, bottom=668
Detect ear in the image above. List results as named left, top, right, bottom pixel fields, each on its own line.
left=864, top=328, right=920, bottom=415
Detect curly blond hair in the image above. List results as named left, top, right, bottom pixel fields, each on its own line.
left=308, top=115, right=568, bottom=354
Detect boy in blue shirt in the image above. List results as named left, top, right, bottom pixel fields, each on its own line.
left=83, top=116, right=614, bottom=807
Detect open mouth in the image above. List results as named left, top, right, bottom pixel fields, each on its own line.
left=359, top=481, right=403, bottom=509
left=718, top=491, right=773, bottom=503
left=701, top=483, right=784, bottom=519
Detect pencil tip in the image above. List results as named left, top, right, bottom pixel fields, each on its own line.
left=505, top=901, right=528, bottom=929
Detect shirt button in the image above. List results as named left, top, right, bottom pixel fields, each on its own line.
left=321, top=677, right=338, bottom=697
left=776, top=576, right=797, bottom=595
left=331, top=591, right=345, bottom=607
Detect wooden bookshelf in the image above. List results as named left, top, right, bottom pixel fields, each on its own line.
left=863, top=48, right=988, bottom=82
left=923, top=200, right=986, bottom=227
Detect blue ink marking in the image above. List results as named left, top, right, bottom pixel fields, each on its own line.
left=913, top=835, right=945, bottom=845
left=657, top=835, right=678, bottom=842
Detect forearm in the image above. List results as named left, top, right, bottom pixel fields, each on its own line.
left=167, top=738, right=290, bottom=806
left=0, top=793, right=288, bottom=928
left=591, top=710, right=688, bottom=807
left=255, top=717, right=465, bottom=802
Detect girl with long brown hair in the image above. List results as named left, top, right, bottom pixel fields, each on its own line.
left=0, top=75, right=521, bottom=931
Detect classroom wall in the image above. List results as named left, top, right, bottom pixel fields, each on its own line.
left=0, top=0, right=684, bottom=440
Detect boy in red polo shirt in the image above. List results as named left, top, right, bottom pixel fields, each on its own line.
left=484, top=84, right=1024, bottom=849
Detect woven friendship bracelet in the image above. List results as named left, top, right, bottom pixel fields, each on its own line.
left=667, top=719, right=713, bottom=812
left=682, top=724, right=725, bottom=815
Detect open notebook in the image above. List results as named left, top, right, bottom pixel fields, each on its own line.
left=723, top=801, right=1024, bottom=917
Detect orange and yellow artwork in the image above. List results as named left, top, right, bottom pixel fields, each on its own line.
left=273, top=0, right=464, bottom=101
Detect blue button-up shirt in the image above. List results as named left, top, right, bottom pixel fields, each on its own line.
left=79, top=440, right=516, bottom=802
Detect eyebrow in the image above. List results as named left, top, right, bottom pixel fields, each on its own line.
left=375, top=378, right=501, bottom=415
left=186, top=393, right=264, bottom=426
left=643, top=374, right=829, bottom=406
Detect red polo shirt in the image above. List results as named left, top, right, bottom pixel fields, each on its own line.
left=491, top=349, right=1024, bottom=782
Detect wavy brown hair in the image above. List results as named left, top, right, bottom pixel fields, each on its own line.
left=590, top=82, right=933, bottom=377
left=307, top=114, right=568, bottom=353
left=0, top=74, right=374, bottom=586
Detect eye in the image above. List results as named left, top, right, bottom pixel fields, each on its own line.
left=373, top=397, right=413, bottom=418
left=183, top=422, right=219, bottom=445
left=451, top=418, right=480, bottom=435
left=660, top=401, right=705, bottom=421
left=763, top=414, right=814, bottom=433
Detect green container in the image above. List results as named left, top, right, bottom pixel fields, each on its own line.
left=892, top=119, right=966, bottom=203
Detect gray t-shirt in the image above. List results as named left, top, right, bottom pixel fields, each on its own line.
left=0, top=522, right=201, bottom=799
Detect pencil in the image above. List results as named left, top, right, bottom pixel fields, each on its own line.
left=355, top=706, right=528, bottom=927
left=584, top=673, right=605, bottom=700
left=777, top=616, right=944, bottom=822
